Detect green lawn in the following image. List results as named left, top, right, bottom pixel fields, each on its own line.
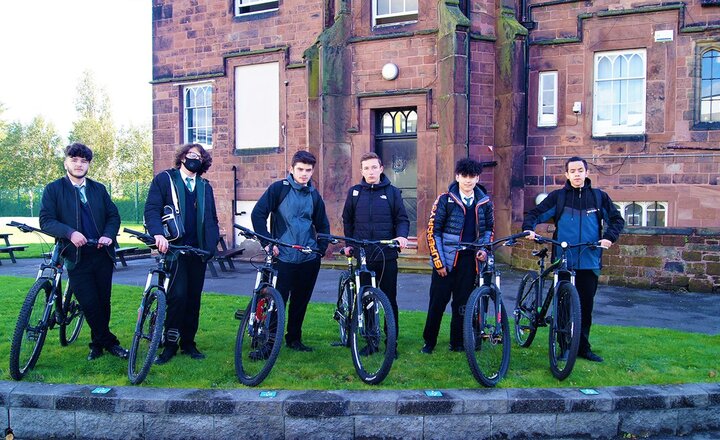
left=0, top=275, right=717, bottom=389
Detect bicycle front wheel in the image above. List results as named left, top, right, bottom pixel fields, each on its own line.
left=514, top=271, right=539, bottom=348
left=464, top=286, right=511, bottom=387
left=349, top=287, right=396, bottom=385
left=335, top=271, right=352, bottom=347
left=9, top=278, right=54, bottom=380
left=128, top=290, right=166, bottom=385
left=548, top=281, right=581, bottom=380
left=59, top=284, right=85, bottom=346
left=235, top=287, right=285, bottom=387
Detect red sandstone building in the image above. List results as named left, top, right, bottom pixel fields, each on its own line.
left=151, top=0, right=720, bottom=259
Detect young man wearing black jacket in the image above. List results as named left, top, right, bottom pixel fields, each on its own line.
left=251, top=150, right=330, bottom=352
left=522, top=156, right=624, bottom=362
left=144, top=143, right=220, bottom=364
left=341, top=152, right=410, bottom=355
left=39, top=143, right=128, bottom=361
left=422, top=158, right=494, bottom=354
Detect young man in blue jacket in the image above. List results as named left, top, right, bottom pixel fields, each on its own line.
left=342, top=152, right=409, bottom=355
left=251, top=150, right=330, bottom=352
left=144, top=143, right=220, bottom=364
left=522, top=156, right=624, bottom=362
left=39, top=143, right=127, bottom=361
left=422, top=158, right=494, bottom=354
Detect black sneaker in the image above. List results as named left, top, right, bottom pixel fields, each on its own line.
left=449, top=344, right=464, bottom=352
left=107, top=344, right=129, bottom=359
left=87, top=346, right=103, bottom=361
left=287, top=340, right=313, bottom=352
left=181, top=344, right=206, bottom=360
left=579, top=350, right=604, bottom=362
left=420, top=344, right=434, bottom=354
left=155, top=345, right=178, bottom=365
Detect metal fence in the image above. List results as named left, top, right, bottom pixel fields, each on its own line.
left=0, top=182, right=151, bottom=224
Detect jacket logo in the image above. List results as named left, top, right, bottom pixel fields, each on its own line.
left=380, top=195, right=387, bottom=199
left=352, top=190, right=359, bottom=196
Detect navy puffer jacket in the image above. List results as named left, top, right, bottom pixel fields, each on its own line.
left=427, top=181, right=494, bottom=272
left=342, top=174, right=409, bottom=261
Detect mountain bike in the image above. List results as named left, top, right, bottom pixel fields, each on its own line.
left=454, top=232, right=528, bottom=387
left=318, top=233, right=397, bottom=385
left=232, top=224, right=321, bottom=386
left=7, top=221, right=95, bottom=380
left=123, top=228, right=211, bottom=385
left=513, top=236, right=605, bottom=380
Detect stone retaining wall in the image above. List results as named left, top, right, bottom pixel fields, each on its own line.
left=1, top=381, right=718, bottom=439
left=510, top=225, right=720, bottom=293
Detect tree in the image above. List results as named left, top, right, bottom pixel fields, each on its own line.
left=68, top=70, right=116, bottom=185
left=113, top=123, right=153, bottom=195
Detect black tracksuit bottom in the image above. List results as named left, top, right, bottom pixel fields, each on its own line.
left=67, top=248, right=120, bottom=350
left=422, top=252, right=476, bottom=349
left=164, top=252, right=207, bottom=349
left=575, top=269, right=599, bottom=354
left=275, top=258, right=321, bottom=345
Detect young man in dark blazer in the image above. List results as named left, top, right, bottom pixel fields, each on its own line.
left=39, top=143, right=127, bottom=361
left=144, top=143, right=220, bottom=364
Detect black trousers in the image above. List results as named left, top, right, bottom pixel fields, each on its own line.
left=367, top=259, right=399, bottom=338
left=422, top=252, right=476, bottom=348
left=164, top=252, right=207, bottom=349
left=275, top=258, right=321, bottom=344
left=67, top=250, right=120, bottom=350
left=575, top=269, right=599, bottom=354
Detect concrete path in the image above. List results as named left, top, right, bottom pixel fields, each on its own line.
left=2, top=255, right=718, bottom=336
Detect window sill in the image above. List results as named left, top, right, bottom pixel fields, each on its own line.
left=590, top=134, right=645, bottom=142
left=233, top=147, right=281, bottom=156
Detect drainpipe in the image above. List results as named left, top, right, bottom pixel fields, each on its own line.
left=465, top=0, right=471, bottom=157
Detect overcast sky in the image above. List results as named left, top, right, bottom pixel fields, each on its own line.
left=0, top=1, right=152, bottom=139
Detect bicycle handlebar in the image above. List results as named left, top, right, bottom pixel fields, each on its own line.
left=452, top=231, right=530, bottom=251
left=233, top=224, right=321, bottom=255
left=123, top=228, right=211, bottom=257
left=316, top=233, right=399, bottom=249
left=9, top=221, right=101, bottom=247
left=532, top=235, right=608, bottom=250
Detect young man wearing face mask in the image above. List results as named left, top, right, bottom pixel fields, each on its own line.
left=39, top=143, right=128, bottom=361
left=421, top=158, right=494, bottom=354
left=251, top=150, right=330, bottom=352
left=144, top=143, right=220, bottom=365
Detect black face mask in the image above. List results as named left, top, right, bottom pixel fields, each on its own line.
left=184, top=158, right=202, bottom=173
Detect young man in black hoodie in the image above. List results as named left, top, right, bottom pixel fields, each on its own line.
left=421, top=158, right=494, bottom=354
left=39, top=143, right=127, bottom=361
left=341, top=152, right=410, bottom=355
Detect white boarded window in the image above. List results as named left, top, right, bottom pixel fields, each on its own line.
left=183, top=83, right=213, bottom=148
left=235, top=62, right=279, bottom=150
left=593, top=49, right=646, bottom=136
left=538, top=71, right=558, bottom=127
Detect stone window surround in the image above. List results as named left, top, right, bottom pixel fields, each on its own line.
left=183, top=82, right=214, bottom=149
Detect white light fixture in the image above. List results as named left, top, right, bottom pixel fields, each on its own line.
left=381, top=63, right=399, bottom=81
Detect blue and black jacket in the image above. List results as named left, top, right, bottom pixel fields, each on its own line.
left=522, top=178, right=624, bottom=270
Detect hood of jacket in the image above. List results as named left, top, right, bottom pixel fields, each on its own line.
left=360, top=173, right=391, bottom=190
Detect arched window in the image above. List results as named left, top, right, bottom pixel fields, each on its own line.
left=624, top=203, right=642, bottom=226
left=380, top=110, right=418, bottom=134
left=700, top=49, right=720, bottom=123
left=615, top=201, right=668, bottom=227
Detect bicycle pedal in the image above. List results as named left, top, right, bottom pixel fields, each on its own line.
left=333, top=310, right=344, bottom=322
left=234, top=310, right=245, bottom=320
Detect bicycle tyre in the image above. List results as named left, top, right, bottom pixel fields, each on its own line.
left=235, top=287, right=285, bottom=387
left=464, top=286, right=511, bottom=387
left=59, top=285, right=85, bottom=346
left=9, top=278, right=54, bottom=380
left=335, top=271, right=352, bottom=347
left=128, top=290, right=166, bottom=385
left=548, top=281, right=581, bottom=380
left=514, top=271, right=539, bottom=348
left=350, top=287, right=396, bottom=385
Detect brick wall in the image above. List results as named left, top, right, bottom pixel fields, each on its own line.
left=510, top=224, right=720, bottom=293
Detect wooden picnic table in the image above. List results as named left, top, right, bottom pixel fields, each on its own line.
left=0, top=233, right=28, bottom=265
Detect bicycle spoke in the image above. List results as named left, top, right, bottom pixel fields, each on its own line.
left=464, top=287, right=510, bottom=387
left=350, top=288, right=396, bottom=385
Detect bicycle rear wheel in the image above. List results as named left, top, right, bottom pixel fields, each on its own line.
left=514, top=271, right=539, bottom=348
left=464, top=286, right=511, bottom=387
left=128, top=290, right=166, bottom=385
left=335, top=271, right=352, bottom=347
left=349, top=287, right=396, bottom=385
left=9, top=278, right=54, bottom=380
left=59, top=284, right=85, bottom=346
left=548, top=281, right=581, bottom=380
left=235, top=287, right=285, bottom=387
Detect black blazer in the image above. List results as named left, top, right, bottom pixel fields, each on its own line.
left=39, top=176, right=121, bottom=266
left=144, top=168, right=220, bottom=258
